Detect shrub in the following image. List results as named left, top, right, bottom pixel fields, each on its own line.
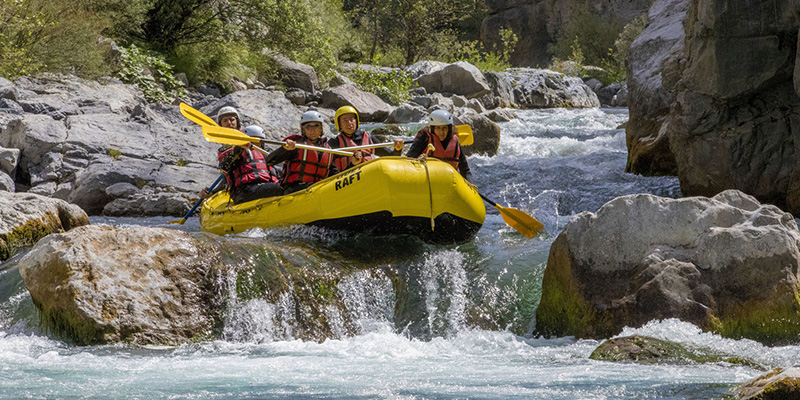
left=118, top=44, right=186, bottom=103
left=349, top=67, right=414, bottom=104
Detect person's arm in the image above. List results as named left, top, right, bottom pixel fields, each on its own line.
left=264, top=146, right=295, bottom=166
left=218, top=146, right=243, bottom=172
left=405, top=133, right=430, bottom=159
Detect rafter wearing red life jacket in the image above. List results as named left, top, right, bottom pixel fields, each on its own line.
left=282, top=135, right=334, bottom=184
left=218, top=146, right=279, bottom=188
left=334, top=130, right=374, bottom=171
left=422, top=129, right=461, bottom=169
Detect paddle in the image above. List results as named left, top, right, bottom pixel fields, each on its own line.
left=201, top=125, right=354, bottom=156
left=478, top=193, right=544, bottom=238
left=180, top=102, right=218, bottom=127
left=340, top=128, right=474, bottom=153
left=169, top=174, right=225, bottom=225
left=455, top=125, right=473, bottom=146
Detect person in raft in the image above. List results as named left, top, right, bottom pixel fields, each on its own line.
left=199, top=106, right=245, bottom=199
left=216, top=125, right=283, bottom=205
left=327, top=105, right=404, bottom=171
left=264, top=110, right=339, bottom=194
left=404, top=109, right=471, bottom=180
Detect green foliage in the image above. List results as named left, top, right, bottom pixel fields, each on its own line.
left=108, top=148, right=122, bottom=160
left=139, top=0, right=226, bottom=54
left=349, top=67, right=414, bottom=105
left=549, top=8, right=621, bottom=67
left=118, top=44, right=186, bottom=103
left=0, top=0, right=50, bottom=78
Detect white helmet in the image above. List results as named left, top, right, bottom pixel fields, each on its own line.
left=242, top=125, right=266, bottom=139
left=217, top=106, right=241, bottom=128
left=429, top=109, right=453, bottom=126
left=300, top=110, right=325, bottom=126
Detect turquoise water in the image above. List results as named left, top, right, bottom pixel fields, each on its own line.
left=2, top=108, right=792, bottom=399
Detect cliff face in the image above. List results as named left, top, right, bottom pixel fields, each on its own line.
left=665, top=0, right=800, bottom=213
left=481, top=0, right=652, bottom=67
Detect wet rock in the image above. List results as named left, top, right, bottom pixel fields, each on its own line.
left=535, top=190, right=800, bottom=344
left=18, top=225, right=215, bottom=345
left=17, top=225, right=393, bottom=344
left=590, top=335, right=763, bottom=367
left=414, top=61, right=491, bottom=99
left=321, top=84, right=394, bottom=122
left=733, top=368, right=800, bottom=399
left=625, top=0, right=688, bottom=176
left=0, top=191, right=88, bottom=261
left=454, top=109, right=501, bottom=157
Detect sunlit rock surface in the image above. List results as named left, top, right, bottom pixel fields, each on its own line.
left=536, top=190, right=800, bottom=344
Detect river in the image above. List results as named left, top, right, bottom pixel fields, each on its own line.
left=2, top=108, right=796, bottom=399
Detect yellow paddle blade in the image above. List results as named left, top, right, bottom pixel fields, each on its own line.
left=202, top=125, right=258, bottom=146
left=456, top=125, right=473, bottom=146
left=180, top=102, right=219, bottom=127
left=495, top=205, right=544, bottom=238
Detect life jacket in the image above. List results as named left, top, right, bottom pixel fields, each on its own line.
left=334, top=130, right=374, bottom=171
left=282, top=135, right=334, bottom=184
left=421, top=128, right=461, bottom=169
left=219, top=146, right=279, bottom=189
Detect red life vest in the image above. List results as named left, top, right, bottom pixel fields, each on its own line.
left=282, top=135, right=334, bottom=184
left=423, top=129, right=461, bottom=169
left=334, top=131, right=374, bottom=171
left=219, top=146, right=279, bottom=188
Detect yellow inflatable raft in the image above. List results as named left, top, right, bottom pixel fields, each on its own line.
left=200, top=157, right=485, bottom=244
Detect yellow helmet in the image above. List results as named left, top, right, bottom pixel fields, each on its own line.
left=334, top=105, right=360, bottom=132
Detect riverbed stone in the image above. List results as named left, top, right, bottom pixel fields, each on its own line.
left=492, top=69, right=600, bottom=108
left=733, top=368, right=800, bottom=400
left=454, top=109, right=501, bottom=157
left=0, top=191, right=88, bottom=262
left=321, top=84, right=394, bottom=122
left=535, top=190, right=800, bottom=344
left=590, top=335, right=762, bottom=367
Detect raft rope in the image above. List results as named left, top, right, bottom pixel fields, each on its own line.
left=421, top=150, right=435, bottom=231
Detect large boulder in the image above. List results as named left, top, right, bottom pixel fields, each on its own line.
left=17, top=225, right=396, bottom=344
left=414, top=62, right=491, bottom=99
left=0, top=75, right=222, bottom=216
left=0, top=191, right=88, bottom=261
left=454, top=109, right=501, bottom=157
left=269, top=52, right=319, bottom=93
left=492, top=69, right=600, bottom=108
left=321, top=84, right=394, bottom=122
left=625, top=0, right=689, bottom=176
left=200, top=89, right=304, bottom=141
left=18, top=225, right=215, bottom=345
left=535, top=190, right=800, bottom=344
left=664, top=0, right=800, bottom=215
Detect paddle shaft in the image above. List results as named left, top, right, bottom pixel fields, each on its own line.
left=478, top=192, right=543, bottom=238
left=172, top=174, right=224, bottom=224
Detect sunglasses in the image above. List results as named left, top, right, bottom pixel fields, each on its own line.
left=304, top=123, right=322, bottom=129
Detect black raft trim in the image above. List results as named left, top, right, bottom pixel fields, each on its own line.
left=308, top=211, right=482, bottom=244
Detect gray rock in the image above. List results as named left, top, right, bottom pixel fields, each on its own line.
left=385, top=103, right=428, bottom=124
left=493, top=68, right=600, bottom=108
left=427, top=93, right=455, bottom=112
left=584, top=78, right=604, bottom=92
left=18, top=225, right=214, bottom=345
left=453, top=109, right=501, bottom=157
left=625, top=0, right=688, bottom=176
left=268, top=52, right=319, bottom=93
left=0, top=191, right=88, bottom=261
left=414, top=61, right=491, bottom=99
left=284, top=89, right=307, bottom=105
left=0, top=146, right=20, bottom=175
left=482, top=71, right=515, bottom=109
left=451, top=95, right=468, bottom=107
left=105, top=182, right=139, bottom=198
left=483, top=108, right=519, bottom=122
left=201, top=89, right=303, bottom=141
left=597, top=83, right=622, bottom=106
left=329, top=72, right=354, bottom=87
left=321, top=84, right=394, bottom=122
left=0, top=98, right=23, bottom=114
left=536, top=190, right=800, bottom=344
left=0, top=171, right=13, bottom=192
left=405, top=60, right=448, bottom=78
left=466, top=98, right=486, bottom=114
left=1, top=114, right=67, bottom=165
left=612, top=83, right=628, bottom=107
left=410, top=95, right=432, bottom=109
